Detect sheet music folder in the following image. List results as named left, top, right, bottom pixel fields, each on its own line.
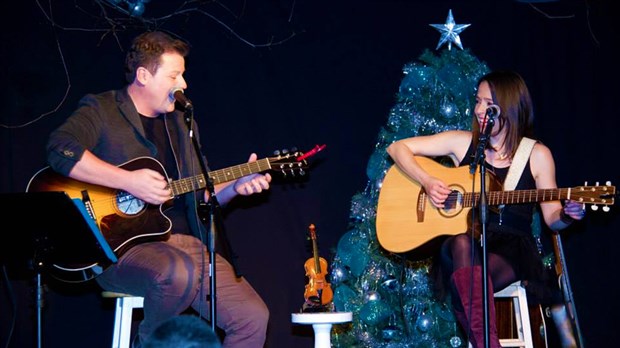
left=0, top=191, right=117, bottom=269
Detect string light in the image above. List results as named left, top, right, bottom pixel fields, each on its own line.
left=105, top=0, right=150, bottom=17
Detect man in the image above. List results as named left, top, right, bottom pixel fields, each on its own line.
left=46, top=31, right=270, bottom=347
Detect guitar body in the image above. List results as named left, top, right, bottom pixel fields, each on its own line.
left=27, top=158, right=173, bottom=280
left=376, top=156, right=490, bottom=254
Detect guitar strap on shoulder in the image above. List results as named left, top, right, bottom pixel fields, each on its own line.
left=503, top=137, right=537, bottom=191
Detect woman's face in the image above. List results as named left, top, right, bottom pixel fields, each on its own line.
left=475, top=80, right=501, bottom=135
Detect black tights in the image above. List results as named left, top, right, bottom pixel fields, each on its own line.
left=441, top=233, right=517, bottom=294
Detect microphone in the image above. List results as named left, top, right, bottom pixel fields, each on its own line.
left=170, top=87, right=193, bottom=110
left=486, top=104, right=500, bottom=119
left=479, top=104, right=500, bottom=135
left=469, top=107, right=498, bottom=174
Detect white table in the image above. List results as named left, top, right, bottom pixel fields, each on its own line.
left=291, top=312, right=352, bottom=348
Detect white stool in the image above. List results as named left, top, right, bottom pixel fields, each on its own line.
left=494, top=281, right=534, bottom=348
left=291, top=312, right=352, bottom=348
left=102, top=291, right=145, bottom=348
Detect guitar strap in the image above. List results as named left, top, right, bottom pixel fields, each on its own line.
left=504, top=138, right=583, bottom=347
left=503, top=137, right=536, bottom=191
left=501, top=136, right=554, bottom=347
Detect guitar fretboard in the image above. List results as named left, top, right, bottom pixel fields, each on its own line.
left=209, top=158, right=272, bottom=185
left=463, top=188, right=570, bottom=207
left=170, top=158, right=272, bottom=196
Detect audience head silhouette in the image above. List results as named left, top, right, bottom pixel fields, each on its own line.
left=142, top=315, right=221, bottom=348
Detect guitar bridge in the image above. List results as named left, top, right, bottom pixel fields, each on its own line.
left=80, top=190, right=97, bottom=221
left=417, top=192, right=426, bottom=222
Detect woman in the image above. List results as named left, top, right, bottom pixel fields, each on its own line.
left=386, top=70, right=584, bottom=347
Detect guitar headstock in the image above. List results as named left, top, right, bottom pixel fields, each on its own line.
left=571, top=182, right=616, bottom=212
left=269, top=144, right=326, bottom=177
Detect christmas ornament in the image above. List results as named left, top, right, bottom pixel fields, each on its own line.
left=416, top=312, right=432, bottom=332
left=330, top=263, right=349, bottom=285
left=429, top=9, right=471, bottom=50
left=364, top=290, right=381, bottom=302
left=450, top=335, right=463, bottom=347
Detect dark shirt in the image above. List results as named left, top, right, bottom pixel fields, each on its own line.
left=46, top=88, right=209, bottom=240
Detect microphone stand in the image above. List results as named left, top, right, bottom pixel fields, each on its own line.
left=469, top=115, right=494, bottom=348
left=33, top=260, right=45, bottom=348
left=183, top=106, right=218, bottom=331
left=204, top=179, right=219, bottom=332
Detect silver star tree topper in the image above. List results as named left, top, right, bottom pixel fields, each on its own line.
left=429, top=9, right=471, bottom=50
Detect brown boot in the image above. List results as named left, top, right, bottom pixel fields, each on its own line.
left=450, top=266, right=501, bottom=348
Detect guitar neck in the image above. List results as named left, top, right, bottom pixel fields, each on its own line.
left=463, top=188, right=571, bottom=207
left=169, top=158, right=272, bottom=196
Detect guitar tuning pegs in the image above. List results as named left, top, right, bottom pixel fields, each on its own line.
left=291, top=146, right=298, bottom=152
left=603, top=206, right=610, bottom=212
left=286, top=165, right=296, bottom=177
left=282, top=148, right=290, bottom=155
left=606, top=181, right=612, bottom=186
left=591, top=205, right=599, bottom=211
left=273, top=150, right=281, bottom=156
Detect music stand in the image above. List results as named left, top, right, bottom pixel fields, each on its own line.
left=0, top=191, right=117, bottom=348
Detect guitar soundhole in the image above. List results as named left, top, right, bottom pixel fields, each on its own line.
left=116, top=190, right=146, bottom=216
left=441, top=189, right=463, bottom=217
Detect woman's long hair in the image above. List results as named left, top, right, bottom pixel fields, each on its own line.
left=471, top=70, right=535, bottom=159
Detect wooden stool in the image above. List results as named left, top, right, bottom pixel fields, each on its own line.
left=101, top=291, right=145, bottom=348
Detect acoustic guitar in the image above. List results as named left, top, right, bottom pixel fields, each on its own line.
left=376, top=156, right=616, bottom=254
left=27, top=146, right=324, bottom=282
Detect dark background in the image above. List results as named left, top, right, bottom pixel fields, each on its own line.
left=1, top=1, right=618, bottom=347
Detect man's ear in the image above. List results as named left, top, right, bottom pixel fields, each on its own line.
left=135, top=66, right=150, bottom=85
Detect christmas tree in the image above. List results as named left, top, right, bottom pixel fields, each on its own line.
left=330, top=10, right=491, bottom=347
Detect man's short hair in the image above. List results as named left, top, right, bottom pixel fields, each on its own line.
left=124, top=31, right=190, bottom=83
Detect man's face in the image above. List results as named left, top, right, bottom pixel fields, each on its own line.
left=146, top=52, right=187, bottom=115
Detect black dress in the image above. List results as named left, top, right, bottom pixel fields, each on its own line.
left=456, top=141, right=549, bottom=303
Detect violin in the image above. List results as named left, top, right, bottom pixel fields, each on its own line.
left=304, top=224, right=333, bottom=306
